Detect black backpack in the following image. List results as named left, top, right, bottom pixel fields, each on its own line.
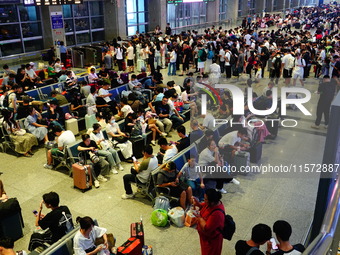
left=200, top=49, right=207, bottom=62
left=2, top=92, right=14, bottom=108
left=273, top=56, right=282, bottom=70
left=210, top=208, right=236, bottom=240
left=230, top=53, right=237, bottom=65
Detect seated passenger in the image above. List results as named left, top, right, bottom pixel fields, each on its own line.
left=157, top=137, right=178, bottom=164
left=115, top=98, right=133, bottom=121
left=70, top=93, right=86, bottom=118
left=141, top=110, right=167, bottom=146
left=121, top=145, right=158, bottom=199
left=47, top=100, right=64, bottom=129
left=156, top=161, right=192, bottom=210
left=24, top=106, right=49, bottom=143
left=1, top=109, right=38, bottom=157
left=177, top=155, right=204, bottom=201
left=28, top=192, right=73, bottom=251
left=106, top=116, right=133, bottom=161
left=235, top=223, right=272, bottom=255
left=90, top=123, right=123, bottom=174
left=77, top=134, right=110, bottom=188
left=173, top=125, right=190, bottom=152
left=218, top=128, right=249, bottom=163
left=44, top=125, right=76, bottom=169
left=189, top=119, right=204, bottom=144
left=73, top=216, right=110, bottom=255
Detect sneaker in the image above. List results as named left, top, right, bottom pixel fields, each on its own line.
left=151, top=140, right=156, bottom=146
left=111, top=168, right=119, bottom=174
left=94, top=180, right=100, bottom=188
left=161, top=132, right=167, bottom=137
left=121, top=193, right=134, bottom=199
left=167, top=133, right=172, bottom=138
left=217, top=188, right=227, bottom=194
left=118, top=164, right=124, bottom=171
left=231, top=178, right=240, bottom=185
left=43, top=164, right=53, bottom=169
left=311, top=125, right=320, bottom=129
left=97, top=175, right=108, bottom=182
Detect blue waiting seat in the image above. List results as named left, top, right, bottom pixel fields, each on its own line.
left=39, top=85, right=53, bottom=100
left=26, top=89, right=40, bottom=100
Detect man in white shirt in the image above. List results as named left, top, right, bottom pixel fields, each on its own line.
left=218, top=45, right=225, bottom=73
left=244, top=33, right=252, bottom=46
left=121, top=145, right=158, bottom=199
left=281, top=50, right=295, bottom=86
left=115, top=45, right=124, bottom=71
left=158, top=137, right=178, bottom=163
left=44, top=125, right=76, bottom=169
left=224, top=48, right=232, bottom=78
left=218, top=129, right=249, bottom=161
left=126, top=42, right=135, bottom=73
left=25, top=64, right=37, bottom=80
left=201, top=112, right=215, bottom=130
left=98, top=84, right=117, bottom=113
left=292, top=53, right=306, bottom=87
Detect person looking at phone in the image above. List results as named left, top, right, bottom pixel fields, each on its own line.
left=157, top=137, right=178, bottom=164
left=121, top=145, right=158, bottom=199
left=173, top=125, right=190, bottom=152
left=28, top=192, right=73, bottom=251
left=270, top=220, right=305, bottom=255
left=73, top=216, right=108, bottom=255
left=235, top=223, right=272, bottom=255
left=77, top=134, right=110, bottom=188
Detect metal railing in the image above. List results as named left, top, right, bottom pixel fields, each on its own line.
left=302, top=173, right=340, bottom=255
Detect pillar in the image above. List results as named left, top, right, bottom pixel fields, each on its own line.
left=226, top=0, right=239, bottom=25
left=41, top=5, right=63, bottom=49
left=206, top=0, right=219, bottom=23
left=104, top=0, right=127, bottom=39
left=148, top=0, right=167, bottom=33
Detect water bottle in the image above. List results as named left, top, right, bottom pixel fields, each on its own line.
left=142, top=245, right=148, bottom=255
left=147, top=245, right=153, bottom=255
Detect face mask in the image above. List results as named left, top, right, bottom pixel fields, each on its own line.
left=111, top=120, right=115, bottom=124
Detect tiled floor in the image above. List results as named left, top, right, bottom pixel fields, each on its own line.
left=1, top=65, right=328, bottom=254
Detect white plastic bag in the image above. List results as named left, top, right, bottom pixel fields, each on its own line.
left=168, top=207, right=185, bottom=227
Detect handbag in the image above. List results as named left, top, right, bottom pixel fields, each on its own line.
left=114, top=136, right=128, bottom=143
left=14, top=129, right=26, bottom=136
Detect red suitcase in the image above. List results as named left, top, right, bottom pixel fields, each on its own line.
left=130, top=222, right=144, bottom=246
left=117, top=237, right=142, bottom=255
left=72, top=163, right=92, bottom=192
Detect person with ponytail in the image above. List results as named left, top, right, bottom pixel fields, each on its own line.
left=73, top=216, right=108, bottom=255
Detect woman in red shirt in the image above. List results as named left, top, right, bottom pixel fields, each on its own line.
left=193, top=189, right=225, bottom=255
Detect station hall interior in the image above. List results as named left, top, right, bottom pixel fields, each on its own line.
left=0, top=0, right=340, bottom=255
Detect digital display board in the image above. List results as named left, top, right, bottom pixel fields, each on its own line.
left=23, top=0, right=83, bottom=6
left=167, top=0, right=214, bottom=3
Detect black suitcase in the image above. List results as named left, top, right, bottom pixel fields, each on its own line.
left=265, top=114, right=279, bottom=138
left=250, top=143, right=263, bottom=163
left=0, top=212, right=24, bottom=241
left=130, top=137, right=145, bottom=159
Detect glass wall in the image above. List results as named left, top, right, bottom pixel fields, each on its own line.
left=219, top=0, right=227, bottom=21
left=167, top=2, right=207, bottom=30
left=0, top=4, right=42, bottom=57
left=62, top=0, right=104, bottom=46
left=126, top=0, right=149, bottom=36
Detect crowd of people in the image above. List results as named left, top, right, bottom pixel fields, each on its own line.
left=0, top=3, right=339, bottom=255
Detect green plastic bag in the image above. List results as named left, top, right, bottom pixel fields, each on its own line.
left=151, top=209, right=168, bottom=227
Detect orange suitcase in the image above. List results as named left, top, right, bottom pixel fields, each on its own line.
left=73, top=163, right=92, bottom=192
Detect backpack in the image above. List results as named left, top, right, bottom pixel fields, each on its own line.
left=273, top=56, right=282, bottom=69
left=207, top=50, right=214, bottom=60
left=209, top=208, right=236, bottom=240
left=3, top=92, right=14, bottom=108
left=200, top=49, right=207, bottom=62
left=229, top=53, right=237, bottom=65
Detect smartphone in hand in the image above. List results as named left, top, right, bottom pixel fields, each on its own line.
left=33, top=210, right=38, bottom=216
left=270, top=238, right=278, bottom=250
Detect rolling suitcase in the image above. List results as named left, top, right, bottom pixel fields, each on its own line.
left=65, top=118, right=79, bottom=135
left=73, top=163, right=92, bottom=192
left=265, top=114, right=279, bottom=138
left=130, top=222, right=144, bottom=246
left=85, top=114, right=97, bottom=130
left=117, top=237, right=142, bottom=255
left=250, top=143, right=262, bottom=163
left=233, top=151, right=250, bottom=171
